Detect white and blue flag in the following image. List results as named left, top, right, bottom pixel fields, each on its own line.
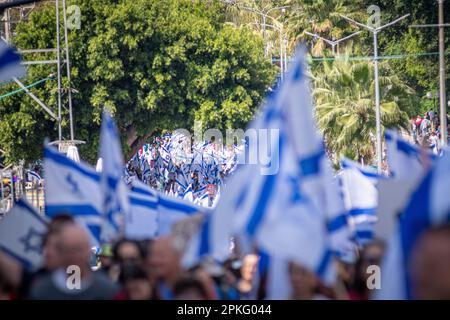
left=125, top=180, right=159, bottom=240
left=340, top=158, right=381, bottom=245
left=44, top=144, right=102, bottom=244
left=0, top=199, right=48, bottom=270
left=376, top=146, right=450, bottom=299
left=99, top=110, right=130, bottom=242
left=385, top=129, right=435, bottom=183
left=189, top=47, right=353, bottom=284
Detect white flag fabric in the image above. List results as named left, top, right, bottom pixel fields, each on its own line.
left=125, top=180, right=159, bottom=240
left=385, top=129, right=435, bottom=183
left=0, top=199, right=48, bottom=270
left=340, top=158, right=380, bottom=245
left=375, top=146, right=450, bottom=299
left=99, top=110, right=130, bottom=242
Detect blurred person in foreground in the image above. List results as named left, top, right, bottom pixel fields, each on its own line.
left=349, top=240, right=385, bottom=300
left=148, top=236, right=182, bottom=299
left=116, top=264, right=154, bottom=300
left=0, top=214, right=74, bottom=299
left=30, top=223, right=118, bottom=299
left=236, top=253, right=259, bottom=299
left=410, top=224, right=450, bottom=299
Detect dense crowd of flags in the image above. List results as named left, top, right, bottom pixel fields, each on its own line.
left=1, top=42, right=449, bottom=299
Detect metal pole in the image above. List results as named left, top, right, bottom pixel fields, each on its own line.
left=55, top=0, right=62, bottom=142
left=373, top=31, right=382, bottom=173
left=262, top=15, right=267, bottom=57
left=438, top=0, right=447, bottom=146
left=62, top=0, right=74, bottom=141
left=279, top=31, right=283, bottom=81
left=284, top=37, right=287, bottom=72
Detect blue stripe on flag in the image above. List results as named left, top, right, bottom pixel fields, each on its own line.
left=46, top=204, right=100, bottom=217
left=316, top=249, right=332, bottom=279
left=348, top=208, right=376, bottom=217
left=400, top=170, right=433, bottom=299
left=299, top=148, right=324, bottom=176
left=130, top=197, right=158, bottom=209
left=327, top=214, right=348, bottom=233
left=44, top=146, right=100, bottom=182
left=246, top=134, right=284, bottom=236
left=198, top=217, right=211, bottom=256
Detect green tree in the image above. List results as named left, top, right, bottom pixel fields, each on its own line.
left=0, top=0, right=275, bottom=165
left=312, top=55, right=415, bottom=163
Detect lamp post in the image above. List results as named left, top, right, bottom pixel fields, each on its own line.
left=340, top=13, right=410, bottom=173
left=304, top=30, right=362, bottom=55
left=410, top=0, right=449, bottom=147
left=239, top=5, right=289, bottom=57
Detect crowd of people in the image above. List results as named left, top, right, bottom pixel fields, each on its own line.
left=123, top=133, right=241, bottom=207
left=409, top=110, right=450, bottom=154
left=2, top=211, right=450, bottom=300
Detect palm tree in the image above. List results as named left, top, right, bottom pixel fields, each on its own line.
left=311, top=53, right=415, bottom=164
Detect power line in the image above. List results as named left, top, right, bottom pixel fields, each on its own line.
left=0, top=76, right=54, bottom=100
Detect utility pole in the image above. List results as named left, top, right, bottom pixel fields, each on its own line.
left=304, top=30, right=362, bottom=55
left=411, top=0, right=449, bottom=147
left=340, top=13, right=410, bottom=173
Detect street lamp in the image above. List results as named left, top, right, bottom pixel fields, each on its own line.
left=304, top=30, right=362, bottom=55
left=239, top=5, right=289, bottom=57
left=340, top=13, right=410, bottom=173
left=427, top=91, right=438, bottom=114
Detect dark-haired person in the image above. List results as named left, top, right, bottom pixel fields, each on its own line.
left=117, top=264, right=154, bottom=300
left=173, top=276, right=208, bottom=300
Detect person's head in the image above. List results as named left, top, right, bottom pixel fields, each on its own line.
left=240, top=254, right=259, bottom=283
left=410, top=224, right=450, bottom=299
left=149, top=236, right=181, bottom=284
left=357, top=240, right=385, bottom=283
left=173, top=276, right=208, bottom=300
left=98, top=243, right=114, bottom=270
left=113, top=239, right=143, bottom=266
left=288, top=262, right=319, bottom=300
left=120, top=264, right=153, bottom=300
left=56, top=223, right=91, bottom=271
left=41, top=215, right=75, bottom=270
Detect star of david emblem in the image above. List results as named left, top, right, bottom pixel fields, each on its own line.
left=66, top=173, right=80, bottom=194
left=19, top=227, right=44, bottom=255
left=287, top=174, right=303, bottom=204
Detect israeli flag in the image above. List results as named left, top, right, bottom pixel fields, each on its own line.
left=183, top=184, right=194, bottom=202
left=0, top=199, right=48, bottom=270
left=376, top=148, right=450, bottom=299
left=44, top=144, right=102, bottom=244
left=0, top=41, right=25, bottom=83
left=340, top=158, right=379, bottom=245
left=125, top=180, right=159, bottom=240
left=385, top=129, right=435, bottom=183
left=99, top=110, right=130, bottom=242
left=205, top=47, right=351, bottom=284
left=26, top=170, right=42, bottom=183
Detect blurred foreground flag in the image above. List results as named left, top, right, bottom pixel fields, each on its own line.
left=125, top=180, right=159, bottom=240
left=44, top=144, right=102, bottom=244
left=0, top=41, right=25, bottom=83
left=99, top=110, right=130, bottom=242
left=200, top=47, right=354, bottom=284
left=375, top=146, right=450, bottom=299
left=340, top=158, right=382, bottom=245
left=0, top=199, right=48, bottom=270
left=385, top=129, right=435, bottom=183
